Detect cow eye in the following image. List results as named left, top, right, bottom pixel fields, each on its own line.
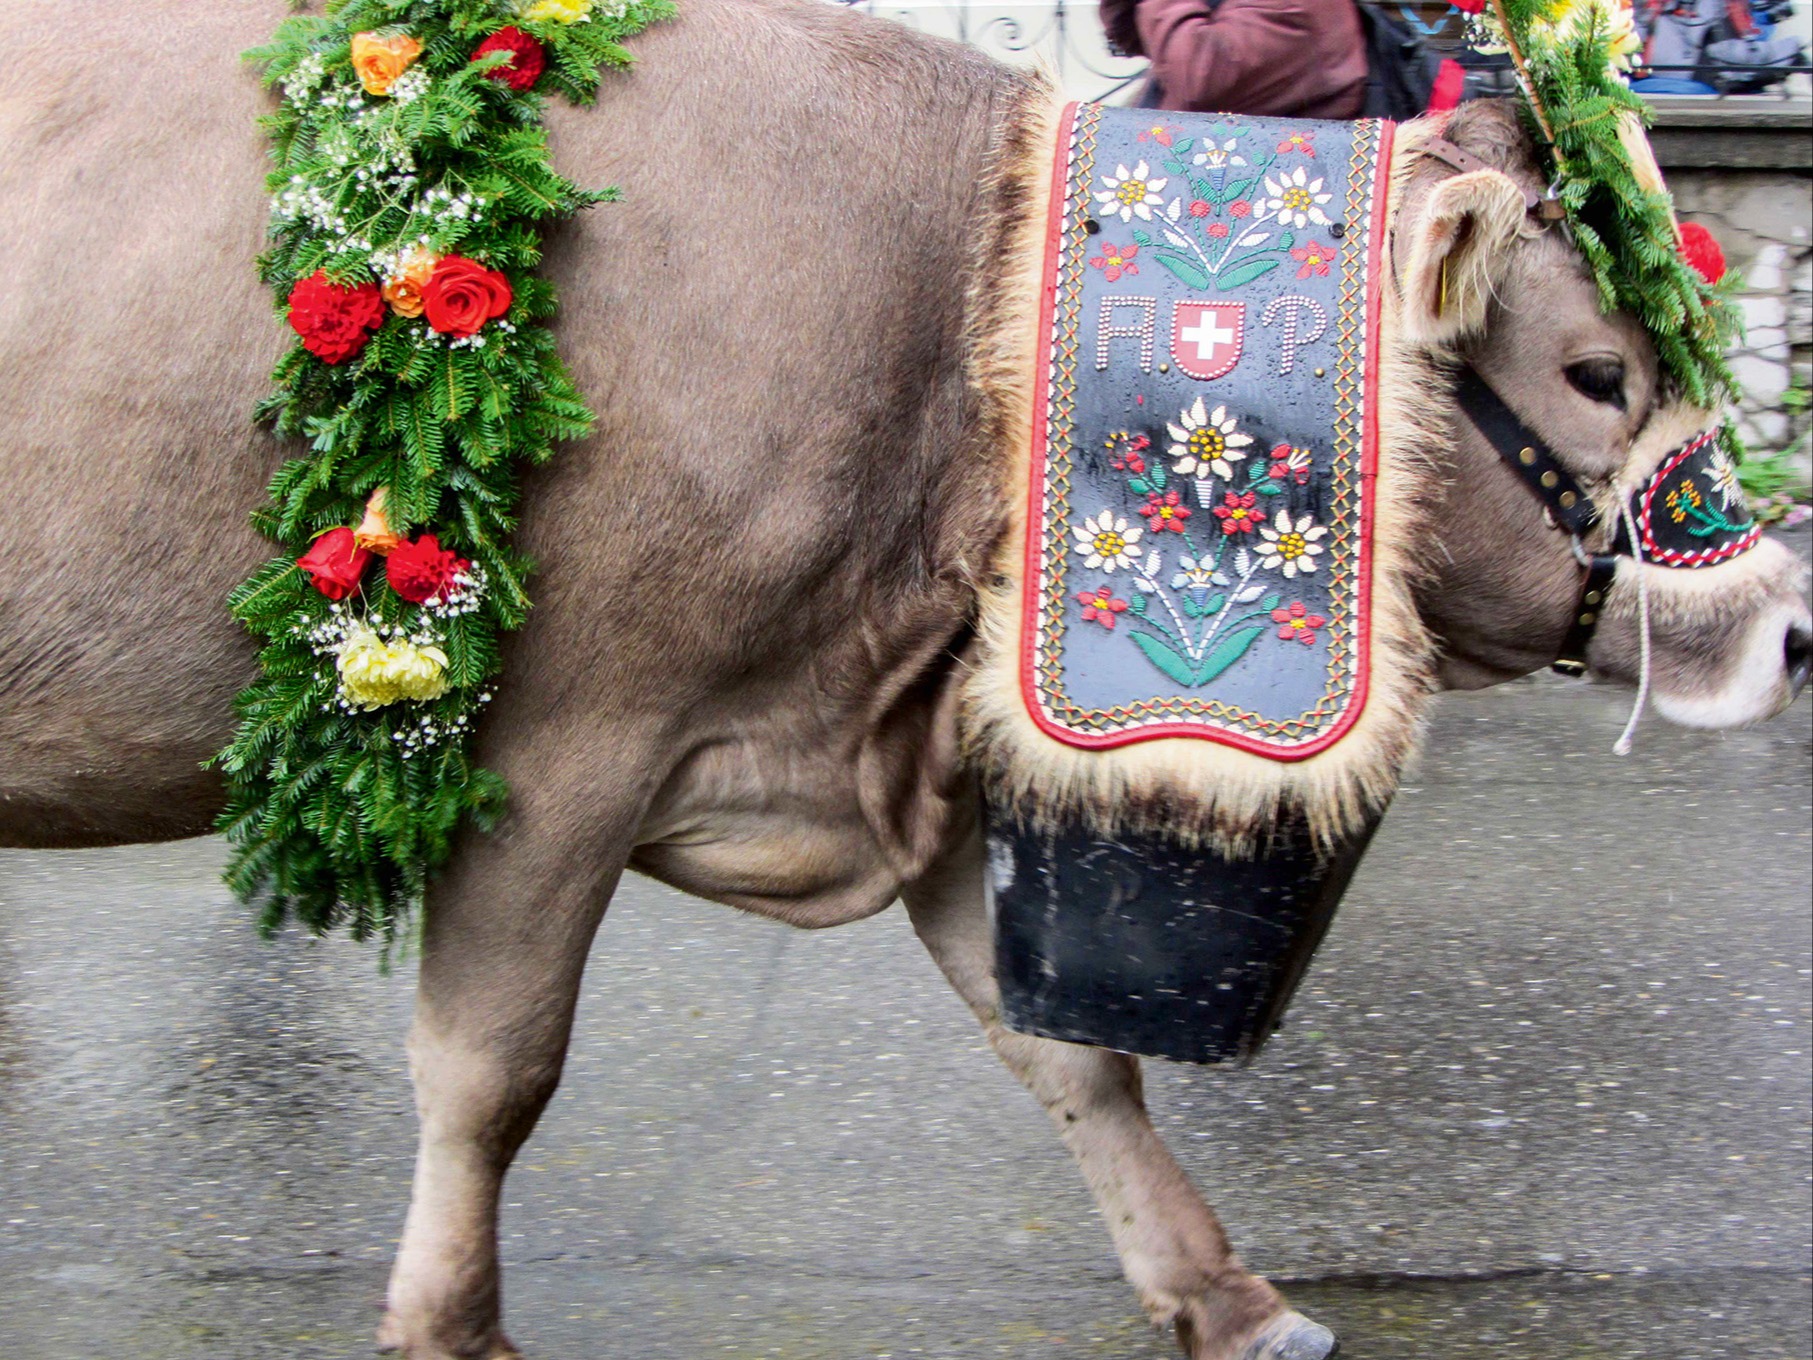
left=1565, top=358, right=1626, bottom=409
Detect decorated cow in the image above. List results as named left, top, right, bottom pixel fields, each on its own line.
left=0, top=1, right=1807, bottom=1358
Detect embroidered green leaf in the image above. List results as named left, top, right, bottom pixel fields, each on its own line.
left=1155, top=253, right=1213, bottom=291
left=1216, top=258, right=1278, bottom=292
left=1131, top=228, right=1153, bottom=246
left=1172, top=137, right=1194, bottom=155
left=1128, top=478, right=1151, bottom=495
left=1181, top=596, right=1202, bottom=619
left=1148, top=462, right=1167, bottom=491
left=1194, top=625, right=1268, bottom=684
left=1256, top=482, right=1283, bottom=496
left=1130, top=594, right=1147, bottom=614
left=1131, top=631, right=1199, bottom=687
left=1261, top=593, right=1282, bottom=612
left=1201, top=592, right=1226, bottom=616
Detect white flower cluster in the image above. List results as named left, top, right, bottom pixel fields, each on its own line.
left=387, top=65, right=432, bottom=105
left=272, top=174, right=358, bottom=241
left=422, top=564, right=489, bottom=619
left=313, top=76, right=370, bottom=117
left=281, top=53, right=329, bottom=103
left=417, top=185, right=491, bottom=230
left=390, top=690, right=492, bottom=757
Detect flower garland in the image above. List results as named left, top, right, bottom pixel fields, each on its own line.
left=220, top=0, right=670, bottom=942
left=1460, top=0, right=1742, bottom=409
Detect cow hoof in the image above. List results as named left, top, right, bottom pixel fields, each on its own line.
left=1239, top=1311, right=1339, bottom=1360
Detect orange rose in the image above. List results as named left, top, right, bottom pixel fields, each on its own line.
left=381, top=247, right=440, bottom=319
left=353, top=487, right=402, bottom=556
left=350, top=31, right=423, bottom=96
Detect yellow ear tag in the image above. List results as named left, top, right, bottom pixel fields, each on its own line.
left=1438, top=258, right=1449, bottom=317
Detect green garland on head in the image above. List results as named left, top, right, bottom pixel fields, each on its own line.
left=219, top=0, right=670, bottom=943
left=1470, top=0, right=1743, bottom=409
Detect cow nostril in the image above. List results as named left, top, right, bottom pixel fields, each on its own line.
left=1786, top=620, right=1813, bottom=696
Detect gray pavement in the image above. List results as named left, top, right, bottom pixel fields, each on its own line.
left=2, top=645, right=1809, bottom=1358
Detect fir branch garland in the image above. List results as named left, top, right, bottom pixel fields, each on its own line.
left=1472, top=0, right=1743, bottom=409
left=220, top=0, right=670, bottom=943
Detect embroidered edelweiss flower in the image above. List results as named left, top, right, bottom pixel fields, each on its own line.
left=1268, top=444, right=1313, bottom=484
left=1271, top=600, right=1328, bottom=645
left=1704, top=445, right=1743, bottom=510
left=1076, top=586, right=1129, bottom=629
left=1261, top=166, right=1332, bottom=230
left=1168, top=398, right=1253, bottom=481
left=1257, top=509, right=1329, bottom=578
left=1291, top=241, right=1338, bottom=278
left=1211, top=490, right=1261, bottom=535
left=1088, top=242, right=1140, bottom=282
left=1139, top=489, right=1192, bottom=533
left=1192, top=138, right=1246, bottom=171
left=1095, top=161, right=1168, bottom=223
left=1170, top=555, right=1226, bottom=591
left=1073, top=510, right=1143, bottom=572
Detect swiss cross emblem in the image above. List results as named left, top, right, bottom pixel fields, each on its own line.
left=1171, top=301, right=1245, bottom=381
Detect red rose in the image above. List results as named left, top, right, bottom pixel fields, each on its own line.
left=1679, top=221, right=1727, bottom=284
left=297, top=527, right=373, bottom=601
left=422, top=256, right=512, bottom=337
left=387, top=533, right=471, bottom=604
left=287, top=271, right=385, bottom=365
left=472, top=26, right=545, bottom=91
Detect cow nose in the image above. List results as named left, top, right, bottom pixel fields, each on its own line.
left=1787, top=619, right=1813, bottom=698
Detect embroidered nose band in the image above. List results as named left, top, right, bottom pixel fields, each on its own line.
left=1453, top=368, right=1760, bottom=676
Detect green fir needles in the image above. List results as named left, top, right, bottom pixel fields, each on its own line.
left=219, top=0, right=669, bottom=943
left=1472, top=0, right=1743, bottom=408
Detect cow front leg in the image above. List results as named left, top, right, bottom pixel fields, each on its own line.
left=378, top=782, right=637, bottom=1360
left=900, top=814, right=1337, bottom=1360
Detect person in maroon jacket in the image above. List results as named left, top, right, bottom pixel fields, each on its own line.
left=1100, top=0, right=1372, bottom=119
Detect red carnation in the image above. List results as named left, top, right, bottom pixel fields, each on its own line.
left=1679, top=221, right=1727, bottom=284
left=472, top=26, right=545, bottom=92
left=297, top=526, right=373, bottom=601
left=287, top=271, right=385, bottom=365
left=387, top=533, right=471, bottom=604
left=422, top=255, right=513, bottom=338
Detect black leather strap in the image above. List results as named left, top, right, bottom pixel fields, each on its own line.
left=1453, top=367, right=1603, bottom=537
left=1552, top=554, right=1619, bottom=677
left=1420, top=136, right=1568, bottom=221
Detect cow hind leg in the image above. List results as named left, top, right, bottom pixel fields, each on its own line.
left=378, top=764, right=643, bottom=1360
left=900, top=814, right=1338, bottom=1360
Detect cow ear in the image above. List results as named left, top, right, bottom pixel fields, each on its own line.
left=1398, top=168, right=1529, bottom=347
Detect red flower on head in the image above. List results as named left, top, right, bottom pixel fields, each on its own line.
left=297, top=526, right=372, bottom=601
left=1452, top=0, right=1485, bottom=12
left=1076, top=586, right=1129, bottom=630
left=1290, top=241, right=1337, bottom=278
left=1206, top=222, right=1230, bottom=239
left=1211, top=490, right=1260, bottom=535
left=1228, top=200, right=1251, bottom=218
left=423, top=256, right=513, bottom=337
left=1188, top=199, right=1212, bottom=218
left=1679, top=221, right=1727, bottom=284
left=1088, top=242, right=1140, bottom=283
left=1139, top=489, right=1191, bottom=533
left=387, top=533, right=471, bottom=604
left=472, top=26, right=545, bottom=91
left=1271, top=600, right=1327, bottom=645
left=287, top=271, right=384, bottom=365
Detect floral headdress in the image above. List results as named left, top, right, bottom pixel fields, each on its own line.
left=1462, top=0, right=1742, bottom=408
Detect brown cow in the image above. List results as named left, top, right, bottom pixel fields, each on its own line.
left=1, top=2, right=1807, bottom=1358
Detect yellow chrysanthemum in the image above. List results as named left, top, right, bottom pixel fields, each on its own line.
left=522, top=0, right=592, bottom=22
left=336, top=624, right=450, bottom=709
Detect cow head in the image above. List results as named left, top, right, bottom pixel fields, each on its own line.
left=1394, top=101, right=1811, bottom=725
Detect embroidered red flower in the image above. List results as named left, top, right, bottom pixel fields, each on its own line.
left=1211, top=490, right=1261, bottom=535
left=422, top=255, right=513, bottom=337
left=1105, top=431, right=1149, bottom=473
left=1076, top=586, right=1129, bottom=630
left=1267, top=443, right=1313, bottom=485
left=1139, top=489, right=1191, bottom=533
left=472, top=26, right=545, bottom=91
left=1228, top=200, right=1251, bottom=218
left=297, top=526, right=372, bottom=601
left=287, top=271, right=385, bottom=365
left=1088, top=242, right=1140, bottom=282
left=1679, top=221, right=1727, bottom=283
left=1291, top=241, right=1337, bottom=278
left=387, top=533, right=471, bottom=604
left=1188, top=199, right=1212, bottom=218
left=1277, top=131, right=1315, bottom=155
left=1206, top=222, right=1230, bottom=239
left=1137, top=123, right=1177, bottom=147
left=1271, top=600, right=1327, bottom=645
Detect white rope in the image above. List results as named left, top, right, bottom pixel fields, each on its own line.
left=1613, top=498, right=1651, bottom=757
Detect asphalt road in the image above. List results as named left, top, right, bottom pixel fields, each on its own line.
left=2, top=630, right=1809, bottom=1359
